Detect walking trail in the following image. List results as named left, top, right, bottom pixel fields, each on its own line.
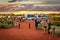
left=0, top=21, right=60, bottom=40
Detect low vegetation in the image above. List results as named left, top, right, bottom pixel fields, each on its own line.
left=37, top=24, right=60, bottom=37
left=0, top=20, right=14, bottom=29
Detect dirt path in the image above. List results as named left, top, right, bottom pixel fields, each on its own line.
left=0, top=21, right=60, bottom=40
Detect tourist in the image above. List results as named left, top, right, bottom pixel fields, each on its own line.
left=35, top=19, right=40, bottom=29
left=47, top=18, right=52, bottom=34
left=43, top=20, right=48, bottom=33
left=18, top=18, right=20, bottom=28
left=14, top=18, right=20, bottom=28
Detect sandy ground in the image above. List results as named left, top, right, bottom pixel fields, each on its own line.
left=0, top=21, right=60, bottom=40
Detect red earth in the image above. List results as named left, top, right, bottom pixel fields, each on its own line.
left=0, top=21, right=60, bottom=40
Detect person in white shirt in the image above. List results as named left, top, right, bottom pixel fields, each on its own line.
left=43, top=20, right=48, bottom=33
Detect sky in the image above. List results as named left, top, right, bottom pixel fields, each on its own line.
left=0, top=0, right=60, bottom=4
left=0, top=0, right=60, bottom=11
left=0, top=0, right=60, bottom=6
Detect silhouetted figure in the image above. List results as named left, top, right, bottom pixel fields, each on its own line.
left=14, top=18, right=20, bottom=28
left=18, top=18, right=21, bottom=28
left=35, top=19, right=40, bottom=29
left=18, top=23, right=20, bottom=28
left=29, top=23, right=30, bottom=28
left=48, top=23, right=51, bottom=34
left=47, top=18, right=52, bottom=34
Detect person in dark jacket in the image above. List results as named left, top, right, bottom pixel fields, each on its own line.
left=35, top=19, right=40, bottom=29
left=47, top=18, right=52, bottom=34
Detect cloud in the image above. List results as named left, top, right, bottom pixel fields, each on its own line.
left=0, top=0, right=60, bottom=4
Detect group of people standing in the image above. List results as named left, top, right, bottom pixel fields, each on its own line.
left=14, top=17, right=20, bottom=28
left=35, top=18, right=52, bottom=34
left=14, top=17, right=52, bottom=34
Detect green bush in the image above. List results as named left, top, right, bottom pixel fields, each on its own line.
left=3, top=23, right=10, bottom=29
left=54, top=27, right=60, bottom=37
left=52, top=16, right=60, bottom=26
left=55, top=32, right=60, bottom=37
left=0, top=23, right=3, bottom=28
left=52, top=17, right=60, bottom=21
left=37, top=26, right=44, bottom=30
left=0, top=20, right=14, bottom=29
left=51, top=26, right=56, bottom=29
left=37, top=24, right=44, bottom=30
left=50, top=26, right=60, bottom=37
left=51, top=22, right=60, bottom=26
left=54, top=30, right=60, bottom=37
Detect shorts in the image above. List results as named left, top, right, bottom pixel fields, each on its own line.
left=44, top=26, right=47, bottom=28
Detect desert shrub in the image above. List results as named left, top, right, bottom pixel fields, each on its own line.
left=54, top=27, right=60, bottom=37
left=51, top=22, right=60, bottom=26
left=50, top=26, right=60, bottom=37
left=37, top=26, right=44, bottom=30
left=37, top=24, right=44, bottom=30
left=52, top=17, right=60, bottom=21
left=0, top=20, right=14, bottom=29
